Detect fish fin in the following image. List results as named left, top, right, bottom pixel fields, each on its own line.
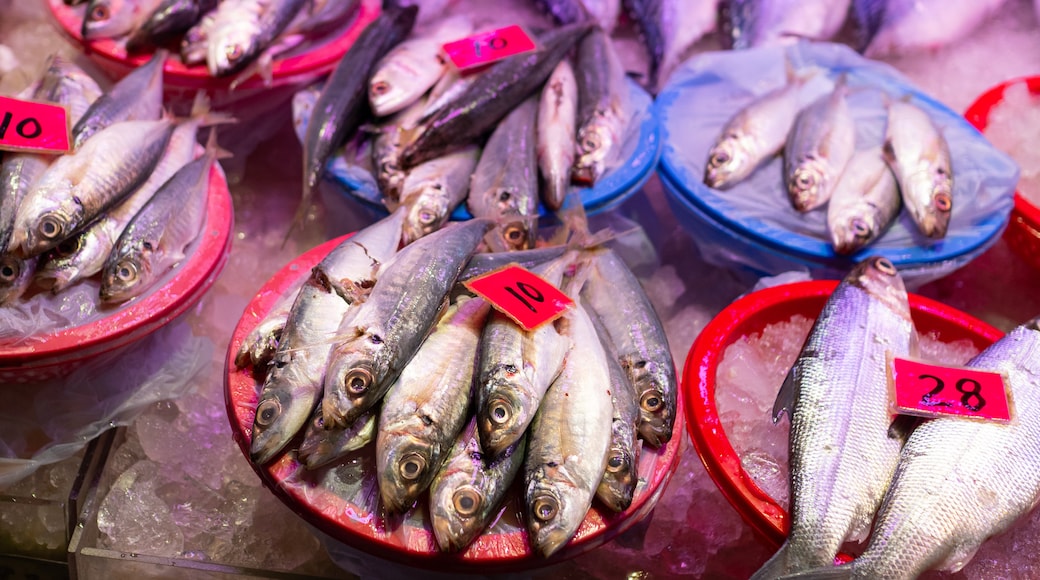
left=771, top=366, right=797, bottom=423
left=749, top=542, right=791, bottom=580
left=887, top=413, right=923, bottom=440
left=188, top=92, right=237, bottom=127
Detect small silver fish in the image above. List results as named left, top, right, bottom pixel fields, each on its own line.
left=826, top=148, right=901, bottom=255
left=783, top=76, right=855, bottom=213
left=537, top=59, right=577, bottom=212
left=572, top=28, right=631, bottom=186
left=882, top=99, right=953, bottom=239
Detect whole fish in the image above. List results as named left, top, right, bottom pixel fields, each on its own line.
left=126, top=0, right=221, bottom=53
left=750, top=256, right=915, bottom=579
left=399, top=145, right=480, bottom=245
left=206, top=0, right=308, bottom=77
left=783, top=319, right=1040, bottom=580
left=376, top=296, right=491, bottom=513
left=249, top=210, right=406, bottom=464
left=826, top=148, right=901, bottom=255
left=656, top=0, right=717, bottom=90
left=621, top=0, right=664, bottom=90
left=467, top=96, right=539, bottom=251
left=882, top=99, right=953, bottom=239
left=296, top=4, right=418, bottom=234
left=783, top=76, right=855, bottom=213
left=580, top=248, right=676, bottom=447
left=371, top=96, right=428, bottom=206
left=322, top=218, right=491, bottom=430
left=864, top=0, right=1007, bottom=58
left=703, top=66, right=810, bottom=189
left=81, top=0, right=165, bottom=40
left=399, top=23, right=593, bottom=169
left=718, top=0, right=851, bottom=50
left=72, top=50, right=165, bottom=149
left=234, top=272, right=309, bottom=371
left=368, top=16, right=472, bottom=117
left=525, top=298, right=614, bottom=558
left=180, top=9, right=217, bottom=65
left=429, top=418, right=526, bottom=553
left=572, top=27, right=630, bottom=186
left=11, top=117, right=176, bottom=259
left=537, top=59, right=577, bottom=211
left=297, top=407, right=376, bottom=470
left=476, top=253, right=572, bottom=459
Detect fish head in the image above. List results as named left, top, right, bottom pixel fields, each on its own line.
left=572, top=119, right=618, bottom=186
left=851, top=256, right=910, bottom=316
left=401, top=192, right=449, bottom=245
left=81, top=0, right=133, bottom=40
left=249, top=376, right=312, bottom=465
left=597, top=431, right=640, bottom=512
left=298, top=410, right=374, bottom=470
left=369, top=72, right=409, bottom=118
left=430, top=475, right=488, bottom=552
left=904, top=164, right=953, bottom=238
left=622, top=354, right=675, bottom=447
left=525, top=473, right=584, bottom=558
left=0, top=257, right=32, bottom=305
left=322, top=335, right=388, bottom=429
left=478, top=375, right=531, bottom=458
left=100, top=247, right=153, bottom=303
left=830, top=214, right=878, bottom=256
left=207, top=20, right=260, bottom=77
left=15, top=191, right=83, bottom=258
left=377, top=430, right=439, bottom=513
left=786, top=157, right=830, bottom=212
left=704, top=133, right=753, bottom=189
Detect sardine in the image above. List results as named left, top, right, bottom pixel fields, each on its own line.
left=81, top=0, right=164, bottom=40
left=572, top=27, right=630, bottom=186
left=826, top=148, right=901, bottom=255
left=864, top=0, right=1006, bottom=58
left=206, top=0, right=307, bottom=77
left=400, top=145, right=480, bottom=245
left=468, top=96, right=539, bottom=251
left=750, top=256, right=915, bottom=579
left=882, top=99, right=953, bottom=239
left=371, top=96, right=428, bottom=206
left=72, top=50, right=165, bottom=149
left=783, top=76, right=855, bottom=213
left=297, top=407, right=376, bottom=470
left=719, top=0, right=851, bottom=50
left=399, top=23, right=593, bottom=169
left=126, top=0, right=220, bottom=53
left=429, top=418, right=526, bottom=553
left=322, top=218, right=492, bottom=430
left=537, top=59, right=577, bottom=211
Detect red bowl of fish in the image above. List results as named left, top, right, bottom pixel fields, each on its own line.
left=45, top=0, right=380, bottom=102
left=964, top=76, right=1040, bottom=273
left=224, top=234, right=685, bottom=573
left=0, top=162, right=232, bottom=384
left=683, top=280, right=1003, bottom=549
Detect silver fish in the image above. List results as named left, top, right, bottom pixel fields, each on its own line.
left=467, top=96, right=539, bottom=251
left=864, top=0, right=1007, bottom=58
left=34, top=54, right=104, bottom=128
left=371, top=96, right=428, bottom=206
left=429, top=418, right=526, bottom=553
left=459, top=245, right=570, bottom=281
left=882, top=99, right=953, bottom=239
left=206, top=0, right=307, bottom=77
left=826, top=147, right=901, bottom=255
left=72, top=50, right=165, bottom=149
left=750, top=256, right=915, bottom=579
left=81, top=0, right=164, bottom=40
left=322, top=218, right=491, bottom=430
left=399, top=145, right=480, bottom=245
left=572, top=27, right=630, bottom=186
left=783, top=76, right=855, bottom=213
left=537, top=59, right=577, bottom=212
left=297, top=407, right=376, bottom=470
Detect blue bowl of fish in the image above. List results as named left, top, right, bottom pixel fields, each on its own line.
left=656, top=41, right=1019, bottom=286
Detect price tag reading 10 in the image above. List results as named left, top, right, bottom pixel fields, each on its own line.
left=890, top=356, right=1013, bottom=423
left=442, top=25, right=537, bottom=71
left=463, top=264, right=574, bottom=331
left=0, top=95, right=71, bottom=154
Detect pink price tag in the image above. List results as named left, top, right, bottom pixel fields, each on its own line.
left=890, top=356, right=1013, bottom=423
left=463, top=264, right=573, bottom=331
left=0, top=96, right=70, bottom=154
left=442, top=25, right=537, bottom=71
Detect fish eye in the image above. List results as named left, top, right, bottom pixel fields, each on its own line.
left=38, top=215, right=65, bottom=241
left=312, top=414, right=324, bottom=430
left=504, top=225, right=526, bottom=246
left=225, top=44, right=244, bottom=62
left=497, top=190, right=512, bottom=203
left=873, top=257, right=898, bottom=276
left=371, top=80, right=391, bottom=97
left=582, top=132, right=601, bottom=151
left=606, top=452, right=626, bottom=472
left=89, top=4, right=110, bottom=22
left=56, top=236, right=81, bottom=256
left=255, top=399, right=280, bottom=426
left=532, top=495, right=558, bottom=522
left=488, top=398, right=512, bottom=425
left=452, top=487, right=482, bottom=516
left=794, top=170, right=815, bottom=190
left=399, top=453, right=426, bottom=481
left=640, top=390, right=664, bottom=413
left=344, top=368, right=373, bottom=395
left=115, top=261, right=139, bottom=283
left=0, top=261, right=20, bottom=283
left=710, top=150, right=730, bottom=166
left=934, top=192, right=952, bottom=212
left=852, top=218, right=871, bottom=237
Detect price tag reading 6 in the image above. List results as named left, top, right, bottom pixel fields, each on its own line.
left=463, top=263, right=573, bottom=330
left=890, top=355, right=1013, bottom=423
left=442, top=25, right=537, bottom=71
left=0, top=96, right=71, bottom=154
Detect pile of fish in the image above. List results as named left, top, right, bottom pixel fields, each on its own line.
left=748, top=257, right=1040, bottom=579
left=63, top=0, right=361, bottom=79
left=703, top=71, right=954, bottom=254
left=295, top=4, right=637, bottom=247
left=0, top=52, right=221, bottom=309
left=234, top=210, right=678, bottom=557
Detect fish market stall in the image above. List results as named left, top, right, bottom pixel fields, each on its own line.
left=4, top=0, right=1040, bottom=579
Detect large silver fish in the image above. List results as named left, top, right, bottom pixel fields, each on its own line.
left=205, top=0, right=307, bottom=77
left=467, top=96, right=539, bottom=251
left=536, top=59, right=577, bottom=212
left=826, top=147, right=901, bottom=255
left=399, top=145, right=480, bottom=245
left=864, top=0, right=1007, bottom=58
left=882, top=99, right=953, bottom=239
left=72, top=50, right=165, bottom=149
left=783, top=76, right=855, bottom=213
left=786, top=318, right=1040, bottom=579
left=322, top=218, right=491, bottom=430
left=750, top=256, right=915, bottom=579
left=81, top=0, right=165, bottom=40
left=572, top=27, right=630, bottom=186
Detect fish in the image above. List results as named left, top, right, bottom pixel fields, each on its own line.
left=126, top=0, right=220, bottom=53
left=180, top=9, right=217, bottom=65
left=371, top=96, right=429, bottom=206
left=249, top=210, right=406, bottom=464
left=297, top=407, right=376, bottom=470
left=703, top=65, right=810, bottom=189
left=34, top=54, right=104, bottom=127
left=656, top=0, right=717, bottom=90
left=621, top=0, right=665, bottom=90
left=419, top=67, right=481, bottom=124
left=537, top=59, right=578, bottom=212
left=206, top=0, right=308, bottom=77
left=10, top=117, right=176, bottom=259
left=376, top=296, right=491, bottom=513
left=234, top=272, right=309, bottom=371
left=572, top=27, right=631, bottom=186
left=296, top=4, right=418, bottom=235
left=749, top=256, right=915, bottom=579
left=779, top=318, right=1040, bottom=580
left=882, top=99, right=953, bottom=239
left=467, top=96, right=540, bottom=251
left=580, top=248, right=676, bottom=446
left=81, top=0, right=165, bottom=40
left=458, top=245, right=570, bottom=281
left=399, top=23, right=593, bottom=169
left=864, top=0, right=1007, bottom=58
left=476, top=253, right=573, bottom=459
left=524, top=298, right=614, bottom=558
left=826, top=147, right=901, bottom=255
left=71, top=50, right=165, bottom=149
left=399, top=145, right=480, bottom=245
left=368, top=16, right=472, bottom=117
left=322, top=218, right=492, bottom=430
left=783, top=76, right=855, bottom=213
left=429, top=418, right=526, bottom=553
left=718, top=0, right=851, bottom=50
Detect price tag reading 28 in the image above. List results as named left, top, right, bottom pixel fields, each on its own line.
left=890, top=356, right=1013, bottom=423
left=0, top=96, right=71, bottom=154
left=463, top=264, right=573, bottom=330
left=442, top=25, right=537, bottom=71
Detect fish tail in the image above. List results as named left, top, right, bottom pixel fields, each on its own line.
left=189, top=91, right=237, bottom=128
